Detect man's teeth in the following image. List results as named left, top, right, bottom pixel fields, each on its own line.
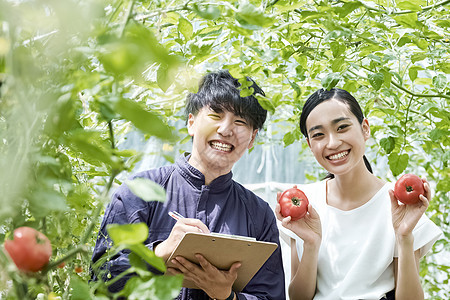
left=211, top=141, right=232, bottom=152
left=329, top=151, right=348, bottom=160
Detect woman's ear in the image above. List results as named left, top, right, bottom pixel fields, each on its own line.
left=362, top=118, right=370, bottom=140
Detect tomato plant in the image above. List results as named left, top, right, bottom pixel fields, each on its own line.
left=279, top=188, right=309, bottom=220
left=394, top=174, right=425, bottom=205
left=4, top=227, right=52, bottom=273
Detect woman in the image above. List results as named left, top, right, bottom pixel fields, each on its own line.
left=276, top=88, right=442, bottom=300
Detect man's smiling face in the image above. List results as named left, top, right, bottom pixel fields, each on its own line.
left=187, top=106, right=257, bottom=180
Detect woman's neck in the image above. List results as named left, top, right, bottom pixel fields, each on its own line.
left=326, top=164, right=385, bottom=211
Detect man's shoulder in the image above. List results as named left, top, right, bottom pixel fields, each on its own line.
left=231, top=181, right=271, bottom=211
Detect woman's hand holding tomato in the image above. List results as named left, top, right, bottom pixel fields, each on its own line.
left=389, top=177, right=430, bottom=238
left=275, top=185, right=322, bottom=247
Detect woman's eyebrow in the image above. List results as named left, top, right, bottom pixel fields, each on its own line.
left=308, top=117, right=351, bottom=134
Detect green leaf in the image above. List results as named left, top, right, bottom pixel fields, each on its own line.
left=116, top=99, right=175, bottom=141
left=65, top=130, right=113, bottom=167
left=256, top=94, right=275, bottom=114
left=237, top=2, right=274, bottom=27
left=380, top=136, right=396, bottom=154
left=334, top=1, right=363, bottom=18
left=321, top=73, right=341, bottom=90
left=392, top=13, right=419, bottom=29
left=437, top=178, right=450, bottom=193
left=125, top=177, right=166, bottom=202
left=127, top=243, right=166, bottom=272
left=429, top=128, right=448, bottom=142
left=70, top=275, right=93, bottom=300
left=408, top=66, right=422, bottom=81
left=330, top=41, right=346, bottom=57
left=107, top=223, right=149, bottom=245
left=397, top=0, right=423, bottom=11
left=157, top=64, right=173, bottom=92
left=283, top=130, right=300, bottom=147
left=178, top=17, right=193, bottom=41
left=368, top=73, right=384, bottom=90
left=442, top=151, right=450, bottom=163
left=388, top=153, right=409, bottom=176
left=192, top=3, right=220, bottom=20
left=122, top=274, right=183, bottom=299
left=432, top=74, right=447, bottom=90
left=331, top=57, right=346, bottom=72
left=29, top=189, right=68, bottom=217
left=414, top=77, right=432, bottom=85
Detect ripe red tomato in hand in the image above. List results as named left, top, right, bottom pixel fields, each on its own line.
left=394, top=174, right=425, bottom=205
left=4, top=226, right=52, bottom=272
left=279, top=187, right=309, bottom=220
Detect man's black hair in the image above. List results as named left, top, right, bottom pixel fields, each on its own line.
left=185, top=70, right=267, bottom=130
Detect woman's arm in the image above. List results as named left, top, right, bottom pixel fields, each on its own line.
left=390, top=178, right=431, bottom=300
left=394, top=242, right=423, bottom=300
left=289, top=238, right=320, bottom=300
left=275, top=198, right=321, bottom=300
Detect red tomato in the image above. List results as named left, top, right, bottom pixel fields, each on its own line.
left=58, top=262, right=66, bottom=268
left=75, top=266, right=83, bottom=273
left=279, top=187, right=309, bottom=220
left=4, top=227, right=52, bottom=272
left=394, top=174, right=425, bottom=205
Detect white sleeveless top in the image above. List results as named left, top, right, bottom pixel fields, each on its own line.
left=293, top=180, right=442, bottom=300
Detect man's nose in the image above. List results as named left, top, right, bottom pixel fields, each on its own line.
left=217, top=120, right=233, bottom=136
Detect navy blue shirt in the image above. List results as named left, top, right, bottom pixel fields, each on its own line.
left=91, top=153, right=285, bottom=299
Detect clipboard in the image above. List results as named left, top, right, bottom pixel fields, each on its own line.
left=166, top=232, right=278, bottom=291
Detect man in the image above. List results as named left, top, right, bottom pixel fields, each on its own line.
left=91, top=70, right=285, bottom=299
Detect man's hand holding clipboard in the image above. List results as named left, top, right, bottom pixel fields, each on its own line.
left=157, top=211, right=278, bottom=296
left=154, top=211, right=241, bottom=300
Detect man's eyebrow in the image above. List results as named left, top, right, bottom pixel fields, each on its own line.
left=308, top=117, right=351, bottom=134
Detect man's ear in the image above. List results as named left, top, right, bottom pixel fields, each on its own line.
left=247, top=129, right=258, bottom=149
left=187, top=113, right=195, bottom=137
left=362, top=118, right=370, bottom=141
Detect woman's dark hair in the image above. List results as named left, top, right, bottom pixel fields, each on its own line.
left=299, top=88, right=373, bottom=179
left=185, top=70, right=267, bottom=130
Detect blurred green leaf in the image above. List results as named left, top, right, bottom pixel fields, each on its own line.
left=192, top=3, right=220, bottom=20
left=116, top=99, right=175, bottom=141
left=107, top=223, right=149, bottom=245
left=178, top=17, right=193, bottom=41
left=321, top=73, right=341, bottom=90
left=125, top=177, right=166, bottom=202
left=127, top=243, right=166, bottom=272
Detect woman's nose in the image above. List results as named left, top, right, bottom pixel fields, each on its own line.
left=326, top=133, right=341, bottom=149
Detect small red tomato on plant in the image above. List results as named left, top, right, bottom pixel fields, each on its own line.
left=4, top=226, right=52, bottom=272
left=75, top=266, right=83, bottom=273
left=394, top=173, right=425, bottom=205
left=279, top=187, right=309, bottom=220
left=58, top=262, right=66, bottom=268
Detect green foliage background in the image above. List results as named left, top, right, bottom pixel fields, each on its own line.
left=0, top=0, right=448, bottom=298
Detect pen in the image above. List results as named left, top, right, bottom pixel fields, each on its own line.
left=168, top=211, right=185, bottom=221
left=168, top=211, right=205, bottom=233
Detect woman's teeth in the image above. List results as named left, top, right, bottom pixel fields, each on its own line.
left=328, top=151, right=349, bottom=160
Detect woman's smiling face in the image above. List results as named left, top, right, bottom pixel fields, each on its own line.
left=305, top=98, right=370, bottom=176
